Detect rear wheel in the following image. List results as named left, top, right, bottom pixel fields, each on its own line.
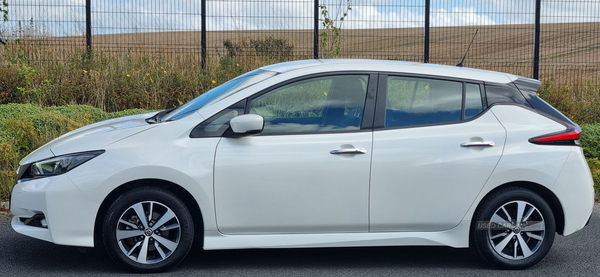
left=471, top=187, right=555, bottom=269
left=103, top=187, right=194, bottom=272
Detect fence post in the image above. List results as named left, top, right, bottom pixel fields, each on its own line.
left=314, top=0, right=319, bottom=59
left=86, top=0, right=91, bottom=54
left=424, top=0, right=430, bottom=63
left=533, top=0, right=541, bottom=79
left=201, top=0, right=207, bottom=69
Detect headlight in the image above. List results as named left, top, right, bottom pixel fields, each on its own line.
left=19, top=150, right=105, bottom=181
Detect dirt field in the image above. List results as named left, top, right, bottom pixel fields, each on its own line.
left=8, top=22, right=600, bottom=82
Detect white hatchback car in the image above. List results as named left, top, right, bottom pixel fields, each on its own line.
left=10, top=59, right=594, bottom=272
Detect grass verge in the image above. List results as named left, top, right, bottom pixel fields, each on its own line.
left=0, top=103, right=148, bottom=202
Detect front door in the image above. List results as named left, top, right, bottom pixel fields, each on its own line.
left=214, top=74, right=376, bottom=234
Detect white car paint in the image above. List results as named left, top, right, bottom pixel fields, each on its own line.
left=10, top=59, right=594, bottom=264
left=214, top=132, right=372, bottom=234
left=20, top=112, right=157, bottom=164
left=370, top=109, right=506, bottom=232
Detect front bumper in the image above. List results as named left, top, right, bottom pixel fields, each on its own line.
left=10, top=174, right=100, bottom=247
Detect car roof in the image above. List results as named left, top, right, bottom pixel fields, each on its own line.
left=260, top=59, right=518, bottom=84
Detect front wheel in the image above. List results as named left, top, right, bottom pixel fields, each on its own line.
left=103, top=187, right=194, bottom=272
left=471, top=187, right=555, bottom=269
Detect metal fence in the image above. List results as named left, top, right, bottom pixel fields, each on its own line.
left=1, top=0, right=599, bottom=85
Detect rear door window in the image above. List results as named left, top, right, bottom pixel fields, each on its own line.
left=383, top=76, right=484, bottom=128
left=385, top=77, right=462, bottom=127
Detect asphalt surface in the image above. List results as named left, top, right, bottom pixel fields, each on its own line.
left=1, top=204, right=599, bottom=276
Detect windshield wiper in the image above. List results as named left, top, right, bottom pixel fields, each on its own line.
left=145, top=106, right=178, bottom=124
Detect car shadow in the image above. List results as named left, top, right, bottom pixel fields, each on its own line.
left=179, top=244, right=489, bottom=271
left=4, top=234, right=490, bottom=275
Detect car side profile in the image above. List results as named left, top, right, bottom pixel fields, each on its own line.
left=10, top=59, right=594, bottom=272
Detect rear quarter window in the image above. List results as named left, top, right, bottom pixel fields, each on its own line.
left=485, top=83, right=531, bottom=108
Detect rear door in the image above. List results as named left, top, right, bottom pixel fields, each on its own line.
left=369, top=75, right=506, bottom=232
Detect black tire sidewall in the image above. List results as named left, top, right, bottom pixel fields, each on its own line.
left=471, top=187, right=556, bottom=269
left=102, top=187, right=194, bottom=273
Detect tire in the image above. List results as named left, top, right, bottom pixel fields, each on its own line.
left=471, top=187, right=555, bottom=269
left=102, top=187, right=194, bottom=273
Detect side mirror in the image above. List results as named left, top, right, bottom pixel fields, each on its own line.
left=226, top=114, right=264, bottom=137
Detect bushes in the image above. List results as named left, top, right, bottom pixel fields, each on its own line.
left=0, top=104, right=148, bottom=203
left=0, top=66, right=26, bottom=104
left=580, top=123, right=600, bottom=198
left=580, top=123, right=600, bottom=158
left=222, top=36, right=295, bottom=61
left=250, top=37, right=294, bottom=58
left=538, top=82, right=600, bottom=125
left=586, top=158, right=600, bottom=199
left=0, top=46, right=300, bottom=113
left=0, top=46, right=281, bottom=113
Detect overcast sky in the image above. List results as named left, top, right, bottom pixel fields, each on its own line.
left=2, top=0, right=599, bottom=37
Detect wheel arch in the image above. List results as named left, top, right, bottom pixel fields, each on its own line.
left=474, top=181, right=565, bottom=235
left=93, top=178, right=204, bottom=247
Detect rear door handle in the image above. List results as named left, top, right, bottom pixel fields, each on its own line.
left=330, top=148, right=367, bottom=154
left=460, top=141, right=495, bottom=147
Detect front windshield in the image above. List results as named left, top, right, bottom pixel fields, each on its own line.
left=161, top=69, right=277, bottom=121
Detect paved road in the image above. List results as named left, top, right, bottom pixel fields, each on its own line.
left=1, top=204, right=599, bottom=276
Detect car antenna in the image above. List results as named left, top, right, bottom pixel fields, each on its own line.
left=456, top=29, right=478, bottom=67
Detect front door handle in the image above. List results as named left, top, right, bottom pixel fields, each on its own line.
left=460, top=141, right=495, bottom=147
left=330, top=148, right=367, bottom=154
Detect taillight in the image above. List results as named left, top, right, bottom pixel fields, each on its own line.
left=529, top=126, right=581, bottom=146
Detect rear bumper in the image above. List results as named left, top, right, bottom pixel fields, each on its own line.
left=553, top=147, right=595, bottom=235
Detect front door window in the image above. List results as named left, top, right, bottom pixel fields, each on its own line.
left=250, top=75, right=369, bottom=134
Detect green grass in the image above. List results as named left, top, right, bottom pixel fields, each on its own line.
left=0, top=104, right=148, bottom=203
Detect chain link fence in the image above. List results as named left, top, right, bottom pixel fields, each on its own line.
left=1, top=0, right=599, bottom=85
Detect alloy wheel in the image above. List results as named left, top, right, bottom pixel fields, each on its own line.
left=115, top=201, right=181, bottom=264
left=487, top=200, right=545, bottom=260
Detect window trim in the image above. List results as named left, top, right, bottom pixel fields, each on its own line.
left=480, top=83, right=489, bottom=109
left=374, top=74, right=486, bottom=130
